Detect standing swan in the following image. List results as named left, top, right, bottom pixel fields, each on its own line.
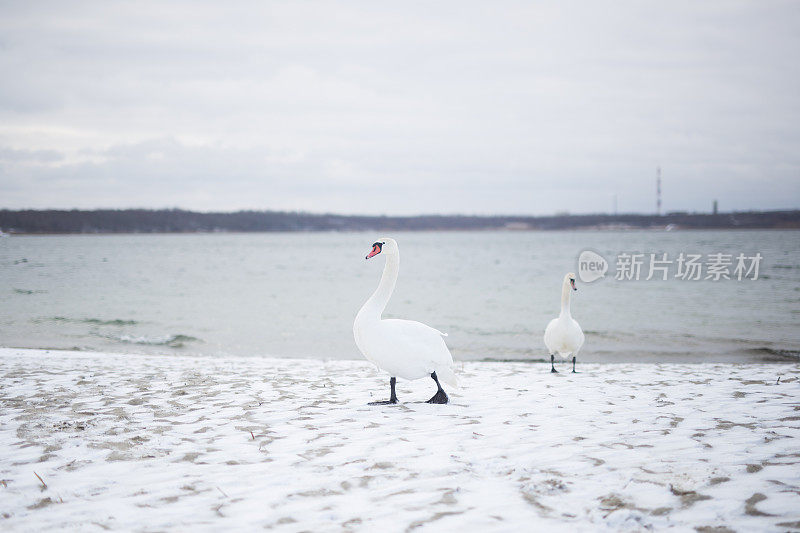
left=544, top=272, right=585, bottom=373
left=354, top=238, right=457, bottom=404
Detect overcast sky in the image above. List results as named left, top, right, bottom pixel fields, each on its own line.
left=1, top=1, right=798, bottom=215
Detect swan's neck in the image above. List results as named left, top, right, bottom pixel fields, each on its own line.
left=361, top=253, right=399, bottom=320
left=560, top=280, right=572, bottom=318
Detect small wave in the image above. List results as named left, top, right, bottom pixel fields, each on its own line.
left=742, top=347, right=800, bottom=362
left=82, top=318, right=138, bottom=326
left=114, top=333, right=202, bottom=348
left=582, top=329, right=625, bottom=340
left=36, top=316, right=138, bottom=326
left=13, top=288, right=48, bottom=295
left=479, top=357, right=548, bottom=363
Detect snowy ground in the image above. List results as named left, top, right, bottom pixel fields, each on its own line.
left=1, top=348, right=799, bottom=532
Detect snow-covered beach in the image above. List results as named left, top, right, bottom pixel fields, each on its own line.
left=1, top=348, right=799, bottom=531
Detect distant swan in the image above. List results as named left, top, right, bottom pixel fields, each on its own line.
left=353, top=238, right=457, bottom=404
left=544, top=272, right=585, bottom=373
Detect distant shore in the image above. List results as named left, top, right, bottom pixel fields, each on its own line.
left=1, top=208, right=799, bottom=234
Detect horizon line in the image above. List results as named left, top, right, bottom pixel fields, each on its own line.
left=2, top=207, right=799, bottom=218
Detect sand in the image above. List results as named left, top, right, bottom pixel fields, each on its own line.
left=1, top=348, right=799, bottom=531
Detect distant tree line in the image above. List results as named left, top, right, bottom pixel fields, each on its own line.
left=0, top=208, right=798, bottom=234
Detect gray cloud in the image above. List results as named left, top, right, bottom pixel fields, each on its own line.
left=0, top=146, right=63, bottom=163
left=0, top=1, right=798, bottom=215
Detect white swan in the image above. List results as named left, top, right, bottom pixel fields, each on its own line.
left=544, top=272, right=585, bottom=373
left=353, top=238, right=457, bottom=404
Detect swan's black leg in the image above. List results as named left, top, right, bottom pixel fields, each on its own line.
left=550, top=354, right=558, bottom=373
left=369, top=376, right=398, bottom=405
left=572, top=356, right=577, bottom=373
left=426, top=372, right=448, bottom=404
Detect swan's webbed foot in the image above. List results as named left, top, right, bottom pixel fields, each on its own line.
left=426, top=389, right=448, bottom=404
left=550, top=354, right=558, bottom=373
left=369, top=376, right=398, bottom=405
left=426, top=372, right=449, bottom=404
left=571, top=356, right=577, bottom=373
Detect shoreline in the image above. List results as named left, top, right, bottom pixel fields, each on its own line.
left=2, top=345, right=798, bottom=365
left=3, top=227, right=800, bottom=236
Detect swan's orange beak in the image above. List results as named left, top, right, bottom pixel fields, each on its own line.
left=570, top=278, right=577, bottom=291
left=366, top=242, right=383, bottom=260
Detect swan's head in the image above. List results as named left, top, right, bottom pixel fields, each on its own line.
left=365, top=237, right=397, bottom=260
left=565, top=272, right=577, bottom=291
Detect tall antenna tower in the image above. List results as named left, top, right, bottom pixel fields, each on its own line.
left=656, top=166, right=662, bottom=215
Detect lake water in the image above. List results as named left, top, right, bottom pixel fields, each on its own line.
left=0, top=231, right=798, bottom=363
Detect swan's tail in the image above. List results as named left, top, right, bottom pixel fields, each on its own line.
left=436, top=365, right=459, bottom=388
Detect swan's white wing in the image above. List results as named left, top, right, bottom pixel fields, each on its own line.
left=384, top=318, right=447, bottom=343
left=544, top=317, right=583, bottom=358
left=382, top=318, right=454, bottom=368
left=544, top=318, right=559, bottom=354
left=574, top=320, right=585, bottom=354
left=360, top=318, right=455, bottom=382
